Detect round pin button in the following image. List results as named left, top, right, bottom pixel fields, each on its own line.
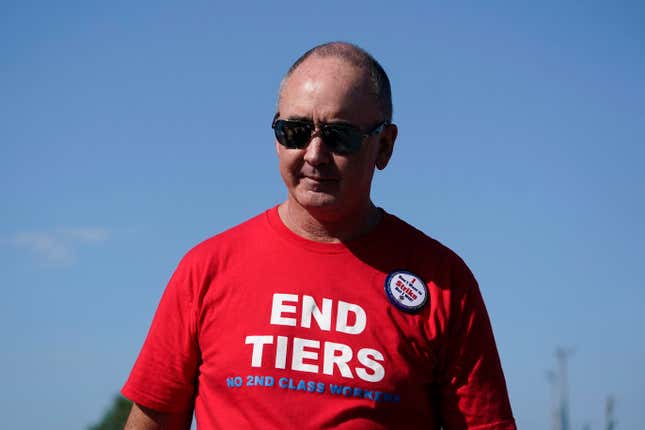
left=384, top=270, right=428, bottom=313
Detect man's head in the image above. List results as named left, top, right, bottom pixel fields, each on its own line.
left=279, top=42, right=393, bottom=123
left=274, top=42, right=397, bottom=222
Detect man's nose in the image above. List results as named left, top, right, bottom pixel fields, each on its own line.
left=303, top=135, right=332, bottom=166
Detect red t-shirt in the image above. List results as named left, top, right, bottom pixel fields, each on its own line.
left=122, top=207, right=515, bottom=429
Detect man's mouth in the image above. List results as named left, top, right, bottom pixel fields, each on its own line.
left=302, top=174, right=337, bottom=182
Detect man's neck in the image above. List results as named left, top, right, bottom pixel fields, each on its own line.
left=278, top=199, right=381, bottom=243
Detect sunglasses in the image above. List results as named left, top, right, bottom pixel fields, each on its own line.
left=272, top=116, right=389, bottom=155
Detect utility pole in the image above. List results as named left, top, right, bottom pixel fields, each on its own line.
left=605, top=396, right=616, bottom=430
left=546, top=370, right=559, bottom=430
left=548, top=347, right=574, bottom=430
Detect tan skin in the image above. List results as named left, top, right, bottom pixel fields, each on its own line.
left=276, top=55, right=397, bottom=242
left=124, top=403, right=192, bottom=429
left=123, top=54, right=397, bottom=428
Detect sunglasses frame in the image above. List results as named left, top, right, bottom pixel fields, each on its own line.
left=271, top=116, right=389, bottom=155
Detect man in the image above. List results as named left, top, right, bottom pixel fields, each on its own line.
left=122, top=42, right=516, bottom=429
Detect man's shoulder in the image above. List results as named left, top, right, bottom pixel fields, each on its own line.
left=383, top=211, right=457, bottom=255
left=382, top=210, right=472, bottom=276
left=181, top=207, right=274, bottom=261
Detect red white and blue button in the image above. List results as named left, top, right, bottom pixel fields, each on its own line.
left=384, top=270, right=429, bottom=313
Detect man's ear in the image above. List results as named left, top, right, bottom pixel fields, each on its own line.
left=376, top=124, right=397, bottom=170
left=273, top=111, right=281, bottom=156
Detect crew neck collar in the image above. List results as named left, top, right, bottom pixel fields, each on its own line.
left=265, top=205, right=389, bottom=254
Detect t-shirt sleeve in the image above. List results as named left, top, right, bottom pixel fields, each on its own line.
left=437, top=256, right=516, bottom=429
left=121, top=252, right=200, bottom=413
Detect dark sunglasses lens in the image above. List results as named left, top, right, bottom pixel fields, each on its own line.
left=274, top=121, right=311, bottom=149
left=323, top=126, right=362, bottom=154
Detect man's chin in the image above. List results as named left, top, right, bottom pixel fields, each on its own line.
left=299, top=191, right=339, bottom=209
left=290, top=190, right=345, bottom=213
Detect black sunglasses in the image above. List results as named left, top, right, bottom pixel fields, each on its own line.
left=272, top=116, right=389, bottom=155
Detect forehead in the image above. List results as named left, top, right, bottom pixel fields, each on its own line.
left=279, top=56, right=380, bottom=123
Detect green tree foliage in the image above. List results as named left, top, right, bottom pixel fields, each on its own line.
left=88, top=395, right=132, bottom=430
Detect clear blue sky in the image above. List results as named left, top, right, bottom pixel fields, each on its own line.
left=1, top=1, right=643, bottom=429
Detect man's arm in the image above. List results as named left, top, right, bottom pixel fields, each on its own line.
left=124, top=403, right=193, bottom=430
left=437, top=257, right=515, bottom=428
left=122, top=252, right=201, bottom=428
